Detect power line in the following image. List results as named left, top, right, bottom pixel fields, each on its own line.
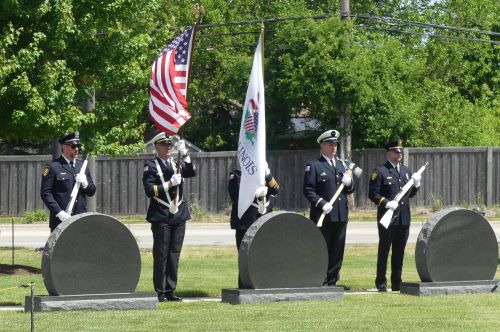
left=353, top=14, right=500, bottom=37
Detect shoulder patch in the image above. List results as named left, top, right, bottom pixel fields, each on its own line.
left=143, top=165, right=149, bottom=172
left=229, top=174, right=235, bottom=180
left=370, top=169, right=379, bottom=181
left=43, top=165, right=50, bottom=177
left=305, top=165, right=311, bottom=172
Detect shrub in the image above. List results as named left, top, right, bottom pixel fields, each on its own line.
left=25, top=209, right=48, bottom=223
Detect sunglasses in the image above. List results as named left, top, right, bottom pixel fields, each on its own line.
left=64, top=143, right=81, bottom=149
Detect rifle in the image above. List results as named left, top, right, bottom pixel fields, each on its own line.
left=317, top=161, right=363, bottom=227
left=65, top=155, right=89, bottom=215
left=379, top=162, right=429, bottom=229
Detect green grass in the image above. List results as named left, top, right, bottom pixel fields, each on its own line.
left=1, top=244, right=499, bottom=331
left=3, top=206, right=499, bottom=224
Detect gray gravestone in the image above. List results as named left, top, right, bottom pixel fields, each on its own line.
left=42, top=212, right=141, bottom=295
left=238, top=211, right=328, bottom=289
left=415, top=207, right=498, bottom=282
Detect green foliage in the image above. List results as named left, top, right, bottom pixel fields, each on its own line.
left=0, top=0, right=498, bottom=154
left=24, top=209, right=48, bottom=223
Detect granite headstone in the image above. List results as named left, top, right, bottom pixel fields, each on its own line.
left=42, top=212, right=141, bottom=295
left=415, top=207, right=498, bottom=282
left=238, top=211, right=328, bottom=289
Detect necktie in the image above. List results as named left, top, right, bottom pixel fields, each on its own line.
left=331, top=159, right=336, bottom=168
left=70, top=161, right=75, bottom=171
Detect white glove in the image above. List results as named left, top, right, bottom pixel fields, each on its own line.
left=265, top=168, right=271, bottom=176
left=75, top=173, right=88, bottom=188
left=322, top=202, right=333, bottom=214
left=56, top=210, right=71, bottom=222
left=386, top=200, right=399, bottom=211
left=341, top=173, right=352, bottom=186
left=255, top=186, right=268, bottom=198
left=170, top=173, right=182, bottom=187
left=176, top=140, right=188, bottom=156
left=411, top=173, right=421, bottom=188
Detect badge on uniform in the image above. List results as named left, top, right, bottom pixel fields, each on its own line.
left=320, top=172, right=327, bottom=176
left=43, top=165, right=50, bottom=177
left=370, top=170, right=379, bottom=181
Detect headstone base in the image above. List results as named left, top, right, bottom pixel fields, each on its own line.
left=24, top=292, right=158, bottom=312
left=221, top=287, right=344, bottom=305
left=400, top=280, right=500, bottom=296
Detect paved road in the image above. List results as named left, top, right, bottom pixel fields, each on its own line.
left=1, top=222, right=500, bottom=249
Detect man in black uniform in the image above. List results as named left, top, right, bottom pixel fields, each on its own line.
left=143, top=132, right=196, bottom=302
left=303, top=129, right=355, bottom=286
left=228, top=167, right=280, bottom=287
left=368, top=139, right=421, bottom=292
left=40, top=132, right=96, bottom=232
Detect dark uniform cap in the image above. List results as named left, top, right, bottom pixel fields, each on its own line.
left=317, top=130, right=340, bottom=144
left=58, top=132, right=81, bottom=145
left=152, top=132, right=173, bottom=144
left=385, top=139, right=404, bottom=151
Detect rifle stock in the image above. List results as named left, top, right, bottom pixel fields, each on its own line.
left=379, top=162, right=428, bottom=229
left=316, top=163, right=356, bottom=228
left=65, top=155, right=89, bottom=215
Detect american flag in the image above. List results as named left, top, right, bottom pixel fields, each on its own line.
left=149, top=27, right=194, bottom=135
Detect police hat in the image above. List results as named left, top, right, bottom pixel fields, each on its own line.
left=385, top=139, right=404, bottom=151
left=152, top=132, right=173, bottom=145
left=317, top=130, right=340, bottom=144
left=58, top=132, right=81, bottom=146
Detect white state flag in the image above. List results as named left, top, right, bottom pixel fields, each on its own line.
left=237, top=33, right=266, bottom=218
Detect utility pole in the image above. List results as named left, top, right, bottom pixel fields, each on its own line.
left=339, top=0, right=352, bottom=161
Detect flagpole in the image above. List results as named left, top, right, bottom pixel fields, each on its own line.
left=174, top=5, right=205, bottom=210
left=257, top=22, right=267, bottom=214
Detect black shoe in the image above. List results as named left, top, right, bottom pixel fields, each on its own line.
left=166, top=293, right=183, bottom=302
left=158, top=293, right=168, bottom=302
left=392, top=285, right=400, bottom=292
left=377, top=285, right=387, bottom=292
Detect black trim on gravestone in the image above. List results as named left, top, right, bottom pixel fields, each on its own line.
left=238, top=211, right=328, bottom=289
left=415, top=207, right=498, bottom=282
left=42, top=213, right=141, bottom=295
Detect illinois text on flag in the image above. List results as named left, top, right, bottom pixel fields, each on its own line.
left=237, top=33, right=266, bottom=219
left=149, top=27, right=194, bottom=135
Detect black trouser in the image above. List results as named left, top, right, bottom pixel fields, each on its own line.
left=235, top=229, right=247, bottom=288
left=376, top=223, right=410, bottom=289
left=151, top=221, right=186, bottom=294
left=320, top=221, right=347, bottom=286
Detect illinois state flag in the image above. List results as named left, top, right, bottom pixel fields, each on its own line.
left=149, top=27, right=194, bottom=135
left=237, top=32, right=266, bottom=218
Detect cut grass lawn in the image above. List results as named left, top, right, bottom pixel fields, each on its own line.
left=1, top=244, right=499, bottom=331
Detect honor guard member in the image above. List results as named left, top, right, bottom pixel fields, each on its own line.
left=303, top=130, right=355, bottom=286
left=228, top=167, right=280, bottom=287
left=143, top=132, right=196, bottom=302
left=40, top=132, right=96, bottom=232
left=368, top=139, right=421, bottom=292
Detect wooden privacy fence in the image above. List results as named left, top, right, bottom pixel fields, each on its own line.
left=0, top=147, right=498, bottom=217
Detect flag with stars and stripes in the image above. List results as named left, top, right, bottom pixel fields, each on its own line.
left=149, top=27, right=194, bottom=135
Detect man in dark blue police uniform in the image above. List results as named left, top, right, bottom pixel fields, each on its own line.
left=368, top=139, right=421, bottom=292
left=143, top=132, right=196, bottom=302
left=228, top=167, right=280, bottom=287
left=40, top=132, right=96, bottom=232
left=303, top=129, right=355, bottom=286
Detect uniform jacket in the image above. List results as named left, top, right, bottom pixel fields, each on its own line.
left=303, top=156, right=355, bottom=223
left=143, top=156, right=196, bottom=224
left=368, top=160, right=419, bottom=225
left=40, top=155, right=96, bottom=229
left=228, top=170, right=280, bottom=230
